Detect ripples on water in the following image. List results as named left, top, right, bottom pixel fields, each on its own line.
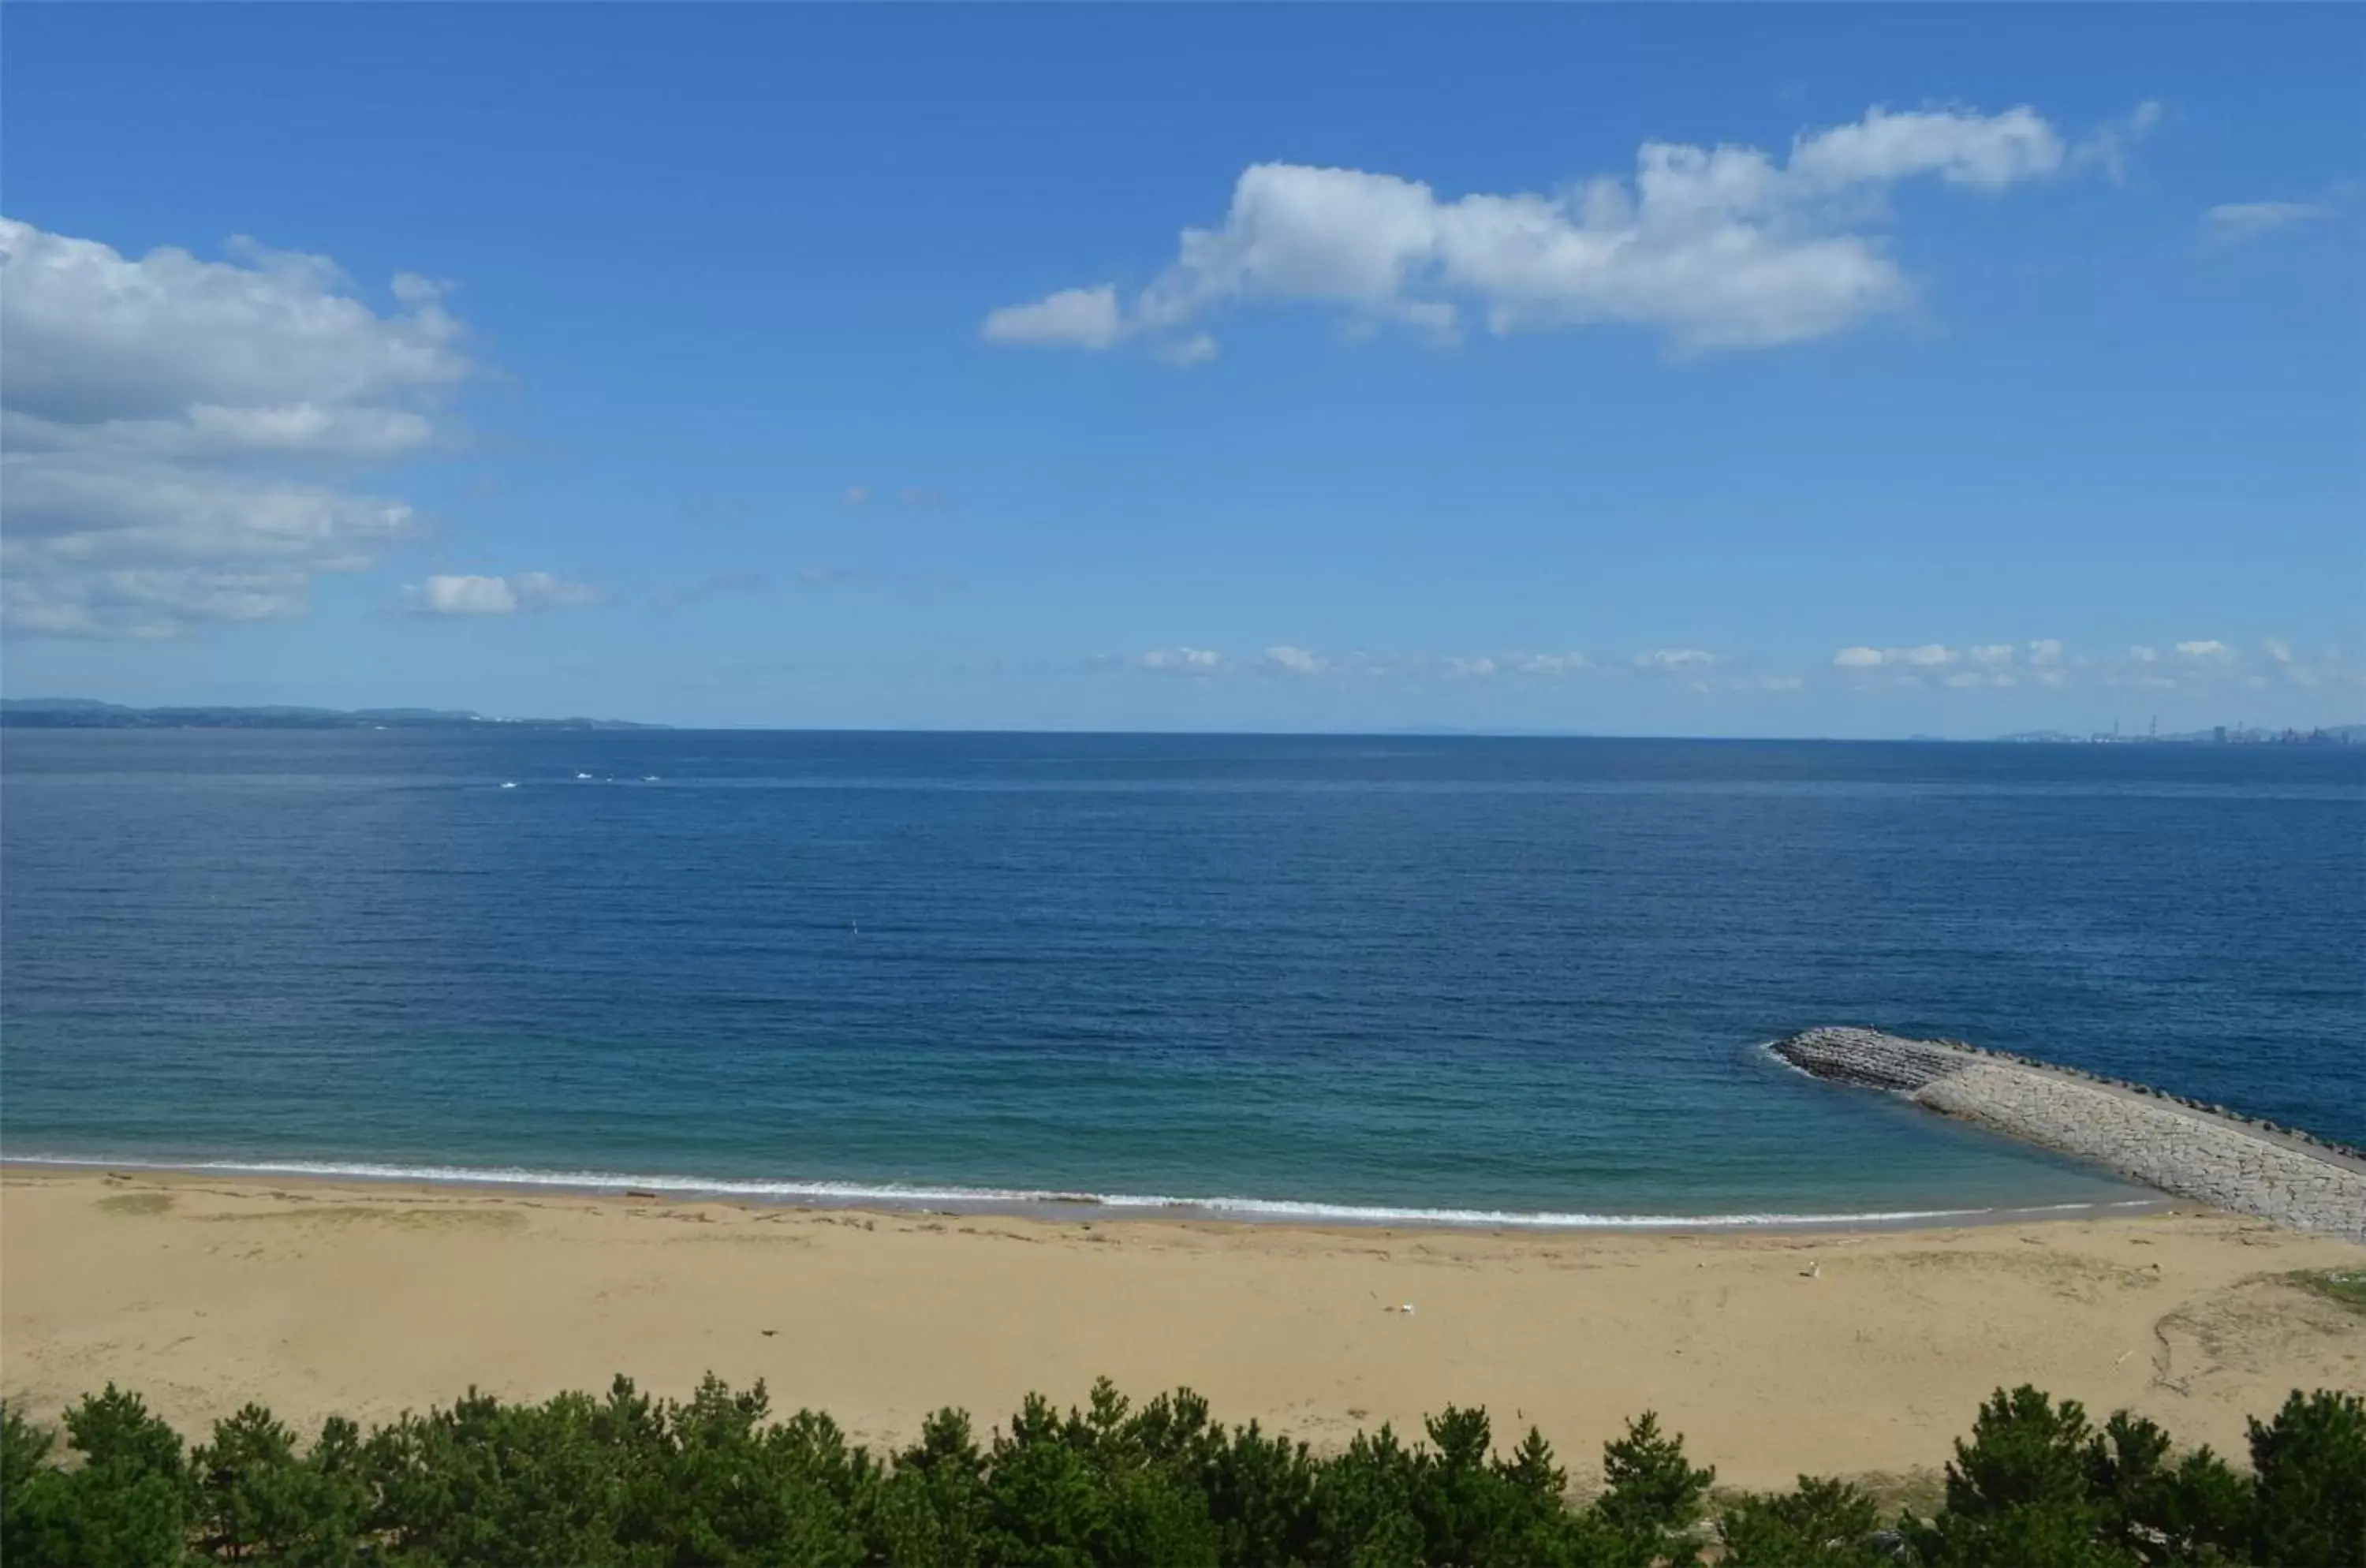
left=3, top=732, right=2357, bottom=1221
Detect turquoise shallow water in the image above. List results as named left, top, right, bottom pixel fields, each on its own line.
left=2, top=732, right=2357, bottom=1223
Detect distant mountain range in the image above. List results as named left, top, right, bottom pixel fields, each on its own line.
left=0, top=699, right=664, bottom=731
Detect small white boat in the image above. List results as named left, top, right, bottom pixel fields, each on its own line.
left=498, top=781, right=518, bottom=790
left=576, top=771, right=593, bottom=780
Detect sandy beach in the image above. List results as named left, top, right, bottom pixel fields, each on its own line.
left=4, top=1169, right=2360, bottom=1492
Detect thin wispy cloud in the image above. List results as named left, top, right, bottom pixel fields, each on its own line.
left=2201, top=200, right=2333, bottom=245
left=795, top=565, right=961, bottom=591
left=844, top=484, right=950, bottom=509
left=405, top=571, right=604, bottom=617
left=651, top=570, right=770, bottom=610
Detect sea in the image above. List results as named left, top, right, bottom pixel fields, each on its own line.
left=2, top=730, right=2359, bottom=1227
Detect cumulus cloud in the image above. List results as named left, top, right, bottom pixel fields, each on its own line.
left=1969, top=643, right=2017, bottom=666
left=405, top=571, right=603, bottom=617
left=2027, top=638, right=2065, bottom=666
left=2174, top=639, right=2234, bottom=660
left=2202, top=200, right=2333, bottom=245
left=2, top=217, right=473, bottom=637
left=984, top=103, right=2141, bottom=359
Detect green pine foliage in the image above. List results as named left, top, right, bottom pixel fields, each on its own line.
left=1, top=1378, right=2357, bottom=1566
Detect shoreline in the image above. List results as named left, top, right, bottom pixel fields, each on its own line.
left=0, top=1154, right=2169, bottom=1237
left=6, top=1167, right=2360, bottom=1490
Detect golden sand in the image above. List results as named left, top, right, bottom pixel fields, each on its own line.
left=5, top=1170, right=2360, bottom=1491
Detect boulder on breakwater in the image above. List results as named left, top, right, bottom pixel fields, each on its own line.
left=1771, top=1026, right=2366, bottom=1244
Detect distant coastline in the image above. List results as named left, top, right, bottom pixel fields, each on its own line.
left=0, top=698, right=664, bottom=731
left=3, top=702, right=2356, bottom=741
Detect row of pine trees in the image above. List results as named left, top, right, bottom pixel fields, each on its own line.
left=4, top=1376, right=2360, bottom=1566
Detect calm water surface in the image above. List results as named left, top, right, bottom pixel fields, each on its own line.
left=3, top=732, right=2357, bottom=1222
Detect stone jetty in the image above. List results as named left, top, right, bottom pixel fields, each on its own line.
left=1771, top=1026, right=2366, bottom=1243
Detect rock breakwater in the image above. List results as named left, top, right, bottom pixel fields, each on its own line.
left=1771, top=1027, right=2366, bottom=1243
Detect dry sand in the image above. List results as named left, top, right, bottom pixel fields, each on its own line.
left=5, top=1169, right=2361, bottom=1491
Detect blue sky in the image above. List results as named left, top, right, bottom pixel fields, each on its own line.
left=3, top=6, right=2359, bottom=734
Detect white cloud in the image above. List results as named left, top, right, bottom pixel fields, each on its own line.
left=1633, top=648, right=1719, bottom=672
left=1969, top=643, right=2016, bottom=666
left=2129, top=644, right=2159, bottom=663
left=1786, top=104, right=2066, bottom=190
left=405, top=571, right=602, bottom=617
left=2174, top=639, right=2234, bottom=661
left=412, top=574, right=516, bottom=615
left=1502, top=651, right=1592, bottom=676
left=2, top=217, right=472, bottom=637
left=2203, top=200, right=2332, bottom=245
left=2069, top=100, right=2163, bottom=184
left=2027, top=638, right=2065, bottom=666
left=2262, top=637, right=2294, bottom=664
left=1155, top=334, right=1219, bottom=368
left=1262, top=644, right=1325, bottom=675
left=1133, top=646, right=1223, bottom=674
left=1833, top=643, right=1957, bottom=670
left=1445, top=655, right=1497, bottom=678
left=985, top=102, right=2136, bottom=359
left=509, top=571, right=603, bottom=609
left=980, top=285, right=1122, bottom=349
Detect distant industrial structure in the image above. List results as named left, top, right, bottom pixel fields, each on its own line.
left=2080, top=723, right=2356, bottom=746
left=2001, top=722, right=2360, bottom=745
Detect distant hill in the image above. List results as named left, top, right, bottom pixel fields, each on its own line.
left=0, top=699, right=664, bottom=731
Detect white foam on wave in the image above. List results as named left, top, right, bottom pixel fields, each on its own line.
left=9, top=1154, right=2159, bottom=1231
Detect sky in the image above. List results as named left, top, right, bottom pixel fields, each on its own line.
left=2, top=6, right=2360, bottom=736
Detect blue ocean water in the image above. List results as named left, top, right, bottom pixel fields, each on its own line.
left=2, top=731, right=2358, bottom=1223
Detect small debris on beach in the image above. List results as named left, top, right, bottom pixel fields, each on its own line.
left=624, top=1189, right=659, bottom=1200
